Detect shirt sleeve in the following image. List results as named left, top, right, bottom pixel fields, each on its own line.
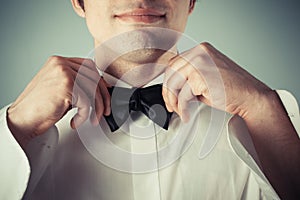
left=227, top=90, right=300, bottom=200
left=0, top=105, right=31, bottom=200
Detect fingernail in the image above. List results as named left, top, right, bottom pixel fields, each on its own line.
left=104, top=108, right=111, bottom=116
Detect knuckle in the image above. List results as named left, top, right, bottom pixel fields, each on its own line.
left=83, top=58, right=96, bottom=69
left=84, top=58, right=94, bottom=65
left=64, top=98, right=72, bottom=108
left=55, top=63, right=65, bottom=71
left=199, top=42, right=213, bottom=52
left=195, top=84, right=205, bottom=95
left=200, top=42, right=212, bottom=48
left=47, top=55, right=62, bottom=64
left=55, top=64, right=70, bottom=77
left=61, top=76, right=74, bottom=88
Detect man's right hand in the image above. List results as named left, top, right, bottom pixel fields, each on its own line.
left=7, top=56, right=111, bottom=148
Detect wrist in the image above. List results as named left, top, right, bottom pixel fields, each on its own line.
left=241, top=89, right=289, bottom=127
left=7, top=106, right=33, bottom=149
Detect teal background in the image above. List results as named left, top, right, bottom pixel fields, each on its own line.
left=0, top=0, right=299, bottom=107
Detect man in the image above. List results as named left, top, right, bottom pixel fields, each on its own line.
left=0, top=0, right=299, bottom=199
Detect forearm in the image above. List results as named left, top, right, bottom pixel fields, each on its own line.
left=244, top=90, right=300, bottom=199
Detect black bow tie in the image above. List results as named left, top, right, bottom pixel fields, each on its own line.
left=104, top=84, right=173, bottom=132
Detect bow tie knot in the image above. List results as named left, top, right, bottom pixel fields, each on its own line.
left=129, top=88, right=142, bottom=111
left=104, top=84, right=172, bottom=132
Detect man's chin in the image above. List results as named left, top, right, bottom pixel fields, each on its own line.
left=101, top=27, right=180, bottom=55
left=94, top=27, right=181, bottom=74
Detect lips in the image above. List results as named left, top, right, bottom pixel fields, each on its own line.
left=114, top=9, right=166, bottom=24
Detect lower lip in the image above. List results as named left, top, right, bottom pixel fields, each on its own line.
left=116, top=15, right=165, bottom=24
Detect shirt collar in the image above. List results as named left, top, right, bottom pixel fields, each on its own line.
left=100, top=70, right=164, bottom=88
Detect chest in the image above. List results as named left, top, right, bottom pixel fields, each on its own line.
left=30, top=121, right=251, bottom=200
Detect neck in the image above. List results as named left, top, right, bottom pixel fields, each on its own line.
left=95, top=47, right=177, bottom=87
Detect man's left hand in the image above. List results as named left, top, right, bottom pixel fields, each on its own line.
left=162, top=42, right=273, bottom=122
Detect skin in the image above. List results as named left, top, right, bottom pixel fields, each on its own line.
left=6, top=0, right=300, bottom=199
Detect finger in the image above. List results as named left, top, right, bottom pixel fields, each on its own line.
left=169, top=47, right=200, bottom=67
left=99, top=78, right=111, bottom=116
left=164, top=78, right=185, bottom=114
left=186, top=70, right=208, bottom=97
left=66, top=61, right=109, bottom=125
left=66, top=60, right=102, bottom=84
left=165, top=78, right=183, bottom=114
left=71, top=84, right=91, bottom=129
left=162, top=85, right=175, bottom=112
left=68, top=57, right=98, bottom=72
left=163, top=56, right=189, bottom=112
left=164, top=55, right=188, bottom=84
left=90, top=86, right=105, bottom=126
left=186, top=73, right=211, bottom=108
left=164, top=55, right=187, bottom=82
left=177, top=82, right=195, bottom=122
left=163, top=67, right=175, bottom=112
left=169, top=54, right=189, bottom=69
left=90, top=80, right=109, bottom=125
left=70, top=70, right=107, bottom=125
left=71, top=72, right=105, bottom=125
left=163, top=68, right=176, bottom=112
left=164, top=64, right=191, bottom=113
left=162, top=85, right=172, bottom=112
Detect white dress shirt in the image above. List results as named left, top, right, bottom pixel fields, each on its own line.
left=0, top=74, right=299, bottom=200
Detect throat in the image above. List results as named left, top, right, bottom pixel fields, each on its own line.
left=93, top=27, right=180, bottom=87
left=105, top=62, right=166, bottom=87
left=101, top=49, right=177, bottom=87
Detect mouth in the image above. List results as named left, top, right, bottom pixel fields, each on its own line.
left=114, top=8, right=166, bottom=24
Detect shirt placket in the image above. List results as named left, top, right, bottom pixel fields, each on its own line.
left=128, top=116, right=162, bottom=200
